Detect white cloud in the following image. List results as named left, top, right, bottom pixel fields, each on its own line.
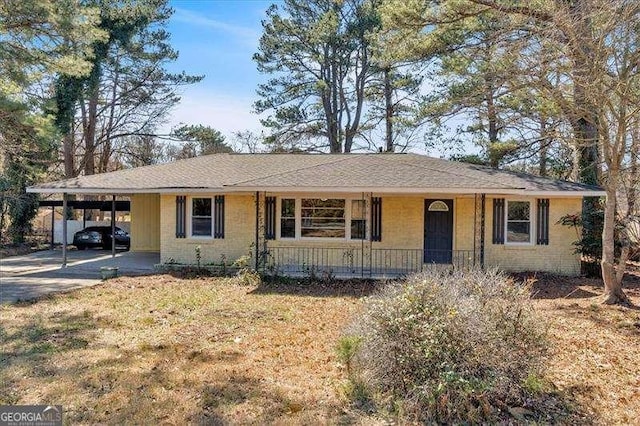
left=173, top=8, right=260, bottom=47
left=165, top=88, right=264, bottom=138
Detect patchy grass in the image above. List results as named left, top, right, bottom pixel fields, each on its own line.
left=1, top=271, right=639, bottom=424
left=524, top=269, right=640, bottom=426
left=0, top=236, right=51, bottom=258
left=536, top=298, right=640, bottom=425
left=0, top=276, right=378, bottom=424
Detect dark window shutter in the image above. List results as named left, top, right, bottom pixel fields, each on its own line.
left=537, top=198, right=550, bottom=245
left=371, top=197, right=382, bottom=242
left=176, top=196, right=186, bottom=238
left=214, top=195, right=225, bottom=239
left=265, top=196, right=276, bottom=240
left=492, top=198, right=505, bottom=244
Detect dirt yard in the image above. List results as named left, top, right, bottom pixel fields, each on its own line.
left=528, top=267, right=640, bottom=425
left=1, top=271, right=638, bottom=424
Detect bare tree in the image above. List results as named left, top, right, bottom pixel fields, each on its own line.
left=382, top=0, right=639, bottom=304
left=232, top=131, right=265, bottom=153
left=465, top=0, right=639, bottom=304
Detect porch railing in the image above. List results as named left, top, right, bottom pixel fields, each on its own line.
left=259, top=246, right=479, bottom=278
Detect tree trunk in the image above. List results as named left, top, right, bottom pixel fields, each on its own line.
left=329, top=44, right=342, bottom=153
left=485, top=76, right=500, bottom=168
left=0, top=195, right=7, bottom=244
left=63, top=132, right=75, bottom=179
left=84, top=89, right=98, bottom=177
left=628, top=124, right=639, bottom=214
left=384, top=67, right=394, bottom=152
left=566, top=0, right=604, bottom=271
left=82, top=78, right=100, bottom=220
left=601, top=180, right=630, bottom=305
left=539, top=117, right=548, bottom=177
left=576, top=118, right=602, bottom=271
left=99, top=140, right=111, bottom=173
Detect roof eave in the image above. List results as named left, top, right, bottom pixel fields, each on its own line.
left=227, top=186, right=606, bottom=196
left=26, top=186, right=226, bottom=195
left=26, top=185, right=606, bottom=197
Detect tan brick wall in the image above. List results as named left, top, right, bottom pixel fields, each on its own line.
left=130, top=194, right=160, bottom=252
left=373, top=196, right=424, bottom=250
left=455, top=197, right=476, bottom=251
left=484, top=197, right=582, bottom=275
left=374, top=196, right=477, bottom=251
left=157, top=193, right=582, bottom=275
left=160, top=194, right=256, bottom=264
left=373, top=195, right=580, bottom=275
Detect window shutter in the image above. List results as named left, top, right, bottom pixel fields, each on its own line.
left=176, top=196, right=186, bottom=238
left=371, top=197, right=382, bottom=242
left=265, top=196, right=276, bottom=240
left=214, top=195, right=225, bottom=239
left=537, top=198, right=550, bottom=245
left=492, top=198, right=505, bottom=244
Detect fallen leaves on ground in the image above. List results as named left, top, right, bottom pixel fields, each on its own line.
left=1, top=270, right=639, bottom=425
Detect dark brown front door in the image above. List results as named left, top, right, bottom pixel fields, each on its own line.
left=424, top=199, right=453, bottom=264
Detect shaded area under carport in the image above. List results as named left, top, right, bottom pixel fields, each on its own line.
left=0, top=249, right=159, bottom=304
left=39, top=195, right=129, bottom=263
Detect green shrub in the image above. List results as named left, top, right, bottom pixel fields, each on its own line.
left=336, top=335, right=362, bottom=376
left=345, top=268, right=547, bottom=423
left=232, top=255, right=261, bottom=286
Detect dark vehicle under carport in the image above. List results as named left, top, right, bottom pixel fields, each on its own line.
left=73, top=226, right=130, bottom=251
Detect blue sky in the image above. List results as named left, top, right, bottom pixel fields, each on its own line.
left=165, top=0, right=276, bottom=140
left=164, top=0, right=460, bottom=156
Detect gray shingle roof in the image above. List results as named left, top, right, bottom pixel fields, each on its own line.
left=27, top=153, right=604, bottom=195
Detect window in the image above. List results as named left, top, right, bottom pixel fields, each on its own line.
left=280, top=199, right=295, bottom=238
left=277, top=197, right=368, bottom=239
left=428, top=200, right=449, bottom=212
left=301, top=199, right=345, bottom=238
left=351, top=200, right=366, bottom=240
left=191, top=198, right=212, bottom=236
left=506, top=200, right=531, bottom=243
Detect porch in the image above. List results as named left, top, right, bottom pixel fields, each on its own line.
left=254, top=193, right=487, bottom=279
left=259, top=246, right=480, bottom=279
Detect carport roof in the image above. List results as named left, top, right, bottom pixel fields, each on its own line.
left=27, top=153, right=605, bottom=196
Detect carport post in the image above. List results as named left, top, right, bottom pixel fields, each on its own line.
left=480, top=194, right=486, bottom=268
left=50, top=206, right=55, bottom=250
left=62, top=193, right=68, bottom=268
left=111, top=195, right=116, bottom=258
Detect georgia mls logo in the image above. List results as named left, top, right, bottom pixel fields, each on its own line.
left=0, top=405, right=62, bottom=426
left=41, top=406, right=61, bottom=421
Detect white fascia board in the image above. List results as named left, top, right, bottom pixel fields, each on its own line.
left=226, top=186, right=606, bottom=197
left=228, top=186, right=521, bottom=194
left=26, top=185, right=606, bottom=197
left=523, top=190, right=606, bottom=197
left=26, top=187, right=226, bottom=194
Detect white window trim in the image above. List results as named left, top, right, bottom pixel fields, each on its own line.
left=277, top=197, right=296, bottom=240
left=276, top=196, right=368, bottom=241
left=188, top=196, right=215, bottom=239
left=428, top=200, right=450, bottom=212
left=350, top=199, right=367, bottom=241
left=504, top=199, right=535, bottom=245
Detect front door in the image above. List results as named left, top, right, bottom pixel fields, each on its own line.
left=424, top=199, right=453, bottom=264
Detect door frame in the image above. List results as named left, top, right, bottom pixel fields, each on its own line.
left=423, top=198, right=455, bottom=263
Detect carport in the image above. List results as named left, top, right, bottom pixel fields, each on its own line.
left=37, top=196, right=127, bottom=267
left=28, top=181, right=161, bottom=268
left=39, top=199, right=131, bottom=264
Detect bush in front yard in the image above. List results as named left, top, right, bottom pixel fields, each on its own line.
left=345, top=268, right=547, bottom=423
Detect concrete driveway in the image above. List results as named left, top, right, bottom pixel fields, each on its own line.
left=0, top=249, right=160, bottom=304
